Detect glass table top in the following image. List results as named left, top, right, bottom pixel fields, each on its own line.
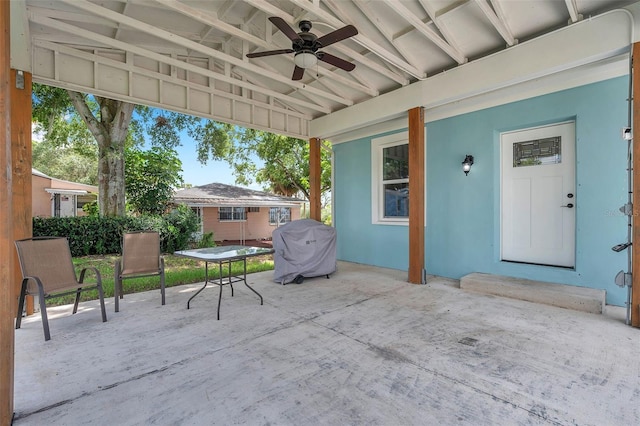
left=174, top=245, right=274, bottom=261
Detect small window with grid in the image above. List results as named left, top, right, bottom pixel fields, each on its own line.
left=269, top=207, right=291, bottom=225
left=219, top=207, right=246, bottom=221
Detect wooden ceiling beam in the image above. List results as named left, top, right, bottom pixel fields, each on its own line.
left=29, top=12, right=332, bottom=114
left=564, top=0, right=581, bottom=23
left=245, top=0, right=414, bottom=82
left=58, top=0, right=353, bottom=106
left=474, top=0, right=515, bottom=46
left=158, top=0, right=378, bottom=97
left=383, top=0, right=466, bottom=64
left=349, top=0, right=419, bottom=68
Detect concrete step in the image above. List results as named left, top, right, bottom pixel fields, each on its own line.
left=460, top=273, right=605, bottom=314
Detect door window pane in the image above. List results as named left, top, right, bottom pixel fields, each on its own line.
left=513, top=137, right=561, bottom=167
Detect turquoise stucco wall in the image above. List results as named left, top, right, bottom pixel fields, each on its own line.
left=333, top=76, right=629, bottom=305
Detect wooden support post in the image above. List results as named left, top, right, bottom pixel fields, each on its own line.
left=11, top=68, right=32, bottom=310
left=309, top=137, right=322, bottom=222
left=408, top=107, right=425, bottom=284
left=632, top=42, right=640, bottom=327
left=0, top=1, right=14, bottom=422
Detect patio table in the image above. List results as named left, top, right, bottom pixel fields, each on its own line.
left=174, top=245, right=274, bottom=320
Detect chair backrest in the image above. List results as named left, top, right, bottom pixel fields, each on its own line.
left=15, top=237, right=79, bottom=293
left=120, top=231, right=161, bottom=276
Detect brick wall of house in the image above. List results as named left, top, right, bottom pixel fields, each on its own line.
left=201, top=206, right=302, bottom=242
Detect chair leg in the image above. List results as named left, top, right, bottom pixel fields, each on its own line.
left=72, top=288, right=81, bottom=314
left=15, top=279, right=28, bottom=330
left=97, top=282, right=107, bottom=323
left=114, top=260, right=121, bottom=313
left=37, top=283, right=51, bottom=341
left=160, top=270, right=166, bottom=306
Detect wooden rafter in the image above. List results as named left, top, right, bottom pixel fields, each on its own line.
left=564, top=0, right=581, bottom=23
left=245, top=0, right=416, bottom=82
left=417, top=0, right=465, bottom=54
left=350, top=0, right=419, bottom=68
left=29, top=13, right=332, bottom=114
left=155, top=0, right=378, bottom=97
left=57, top=0, right=353, bottom=107
left=384, top=0, right=466, bottom=64
left=474, top=0, right=515, bottom=46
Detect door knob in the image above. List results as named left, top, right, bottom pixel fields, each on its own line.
left=561, top=203, right=574, bottom=208
left=567, top=193, right=574, bottom=198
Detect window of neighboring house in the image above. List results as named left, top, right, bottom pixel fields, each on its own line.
left=53, top=194, right=61, bottom=217
left=269, top=207, right=291, bottom=225
left=371, top=132, right=412, bottom=225
left=248, top=207, right=260, bottom=213
left=219, top=207, right=246, bottom=221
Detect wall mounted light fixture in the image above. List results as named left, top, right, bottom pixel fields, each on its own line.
left=462, top=155, right=474, bottom=176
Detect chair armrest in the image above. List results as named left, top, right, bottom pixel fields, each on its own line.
left=78, top=266, right=102, bottom=285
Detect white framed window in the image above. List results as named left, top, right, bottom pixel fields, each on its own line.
left=219, top=207, right=246, bottom=221
left=269, top=207, right=291, bottom=225
left=371, top=132, right=411, bottom=225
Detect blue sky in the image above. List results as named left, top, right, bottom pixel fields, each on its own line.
left=176, top=136, right=263, bottom=190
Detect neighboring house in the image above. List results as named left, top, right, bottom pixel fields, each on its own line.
left=32, top=169, right=97, bottom=218
left=172, top=183, right=304, bottom=243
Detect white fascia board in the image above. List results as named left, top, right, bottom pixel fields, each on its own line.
left=44, top=189, right=89, bottom=195
left=329, top=52, right=629, bottom=144
left=176, top=201, right=302, bottom=207
left=312, top=9, right=634, bottom=140
left=10, top=0, right=31, bottom=71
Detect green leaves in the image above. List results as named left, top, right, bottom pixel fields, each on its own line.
left=125, top=146, right=184, bottom=215
left=32, top=81, right=332, bottom=217
left=202, top=127, right=332, bottom=200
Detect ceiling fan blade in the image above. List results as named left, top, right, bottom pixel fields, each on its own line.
left=317, top=52, right=355, bottom=72
left=246, top=49, right=294, bottom=58
left=315, top=25, right=358, bottom=48
left=269, top=16, right=302, bottom=42
left=292, top=66, right=305, bottom=81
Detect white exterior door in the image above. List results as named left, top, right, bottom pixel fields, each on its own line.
left=501, top=122, right=575, bottom=267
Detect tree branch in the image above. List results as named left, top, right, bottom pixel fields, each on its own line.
left=67, top=91, right=105, bottom=141
left=273, top=157, right=309, bottom=199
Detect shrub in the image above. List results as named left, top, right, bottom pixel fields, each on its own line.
left=197, top=232, right=216, bottom=248
left=32, top=205, right=200, bottom=256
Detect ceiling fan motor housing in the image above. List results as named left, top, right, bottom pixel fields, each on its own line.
left=298, top=20, right=312, bottom=32
left=294, top=30, right=319, bottom=52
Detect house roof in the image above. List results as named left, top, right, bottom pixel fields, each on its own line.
left=32, top=168, right=99, bottom=193
left=173, top=183, right=304, bottom=208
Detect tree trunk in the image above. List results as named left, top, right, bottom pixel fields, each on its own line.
left=67, top=92, right=134, bottom=216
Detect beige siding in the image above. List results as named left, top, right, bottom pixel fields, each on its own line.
left=31, top=174, right=98, bottom=217
left=32, top=175, right=51, bottom=217
left=201, top=206, right=302, bottom=242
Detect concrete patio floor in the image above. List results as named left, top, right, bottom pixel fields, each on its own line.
left=13, top=261, right=639, bottom=425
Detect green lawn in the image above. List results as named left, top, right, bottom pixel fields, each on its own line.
left=45, top=253, right=275, bottom=306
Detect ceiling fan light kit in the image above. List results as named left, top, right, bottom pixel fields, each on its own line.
left=294, top=51, right=318, bottom=68
left=246, top=17, right=358, bottom=80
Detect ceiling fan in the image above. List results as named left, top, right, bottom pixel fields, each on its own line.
left=246, top=17, right=358, bottom=81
